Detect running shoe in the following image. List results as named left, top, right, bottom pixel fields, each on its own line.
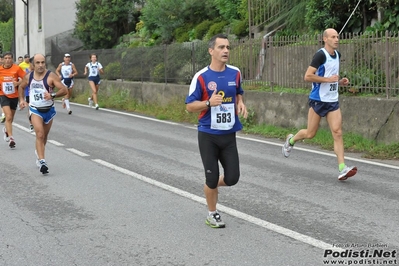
left=9, top=137, right=15, bottom=148
left=0, top=113, right=5, bottom=123
left=206, top=212, right=225, bottom=228
left=29, top=124, right=34, bottom=132
left=68, top=109, right=72, bottom=115
left=38, top=160, right=49, bottom=175
left=95, top=104, right=99, bottom=110
left=62, top=98, right=66, bottom=109
left=338, top=166, right=357, bottom=181
left=282, top=134, right=294, bottom=158
left=88, top=97, right=93, bottom=107
left=3, top=127, right=9, bottom=142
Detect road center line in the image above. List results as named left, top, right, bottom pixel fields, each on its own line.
left=66, top=148, right=89, bottom=157
left=93, top=158, right=344, bottom=252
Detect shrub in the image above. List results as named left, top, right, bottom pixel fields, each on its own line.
left=194, top=20, right=214, bottom=40
left=231, top=19, right=248, bottom=38
left=104, top=61, right=121, bottom=80
left=204, top=21, right=229, bottom=40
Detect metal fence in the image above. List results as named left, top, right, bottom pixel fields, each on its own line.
left=51, top=31, right=399, bottom=98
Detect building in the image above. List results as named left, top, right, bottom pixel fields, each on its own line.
left=14, top=0, right=82, bottom=67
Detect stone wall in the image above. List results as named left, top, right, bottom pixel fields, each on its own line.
left=72, top=79, right=399, bottom=145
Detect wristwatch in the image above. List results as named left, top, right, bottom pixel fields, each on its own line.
left=205, top=100, right=211, bottom=108
left=50, top=92, right=57, bottom=99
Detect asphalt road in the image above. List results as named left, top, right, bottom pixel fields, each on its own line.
left=0, top=102, right=398, bottom=266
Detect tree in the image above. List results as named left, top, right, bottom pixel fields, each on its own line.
left=140, top=0, right=219, bottom=44
left=0, top=0, right=13, bottom=23
left=214, top=0, right=242, bottom=22
left=74, top=0, right=140, bottom=49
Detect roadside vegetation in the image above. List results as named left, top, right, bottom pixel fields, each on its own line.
left=72, top=86, right=399, bottom=161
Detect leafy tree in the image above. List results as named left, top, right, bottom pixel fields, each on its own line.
left=0, top=18, right=13, bottom=52
left=304, top=0, right=399, bottom=33
left=214, top=0, right=241, bottom=22
left=0, top=0, right=13, bottom=23
left=140, top=0, right=219, bottom=44
left=74, top=0, right=140, bottom=49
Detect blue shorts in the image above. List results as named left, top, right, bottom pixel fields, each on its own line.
left=88, top=76, right=101, bottom=85
left=62, top=78, right=74, bottom=89
left=308, top=99, right=339, bottom=117
left=29, top=105, right=56, bottom=124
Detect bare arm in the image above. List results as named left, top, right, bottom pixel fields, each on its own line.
left=55, top=63, right=62, bottom=78
left=83, top=65, right=88, bottom=76
left=47, top=72, right=68, bottom=100
left=18, top=75, right=29, bottom=109
left=304, top=66, right=339, bottom=83
left=236, top=94, right=248, bottom=118
left=186, top=101, right=210, bottom=113
left=304, top=66, right=349, bottom=86
left=186, top=89, right=222, bottom=113
left=71, top=64, right=78, bottom=77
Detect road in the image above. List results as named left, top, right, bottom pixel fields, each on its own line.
left=0, top=102, right=398, bottom=266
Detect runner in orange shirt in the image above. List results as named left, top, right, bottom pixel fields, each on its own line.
left=0, top=52, right=27, bottom=148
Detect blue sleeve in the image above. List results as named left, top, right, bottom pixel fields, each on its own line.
left=185, top=77, right=203, bottom=104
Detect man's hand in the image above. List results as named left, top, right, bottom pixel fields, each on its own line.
left=19, top=100, right=28, bottom=110
left=339, top=77, right=349, bottom=86
left=327, top=74, right=340, bottom=83
left=237, top=101, right=248, bottom=119
left=209, top=89, right=222, bottom=107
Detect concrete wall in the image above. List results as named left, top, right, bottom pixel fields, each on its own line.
left=72, top=79, right=399, bottom=145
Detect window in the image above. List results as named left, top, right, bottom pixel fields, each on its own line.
left=38, top=0, right=42, bottom=30
left=24, top=3, right=27, bottom=34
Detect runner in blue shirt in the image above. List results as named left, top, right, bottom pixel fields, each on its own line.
left=186, top=33, right=248, bottom=228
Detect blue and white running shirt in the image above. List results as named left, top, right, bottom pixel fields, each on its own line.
left=309, top=48, right=341, bottom=102
left=85, top=62, right=103, bottom=77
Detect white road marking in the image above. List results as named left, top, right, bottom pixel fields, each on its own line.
left=236, top=135, right=399, bottom=170
left=14, top=123, right=32, bottom=133
left=181, top=125, right=399, bottom=169
left=48, top=140, right=64, bottom=146
left=71, top=102, right=179, bottom=125
left=66, top=148, right=89, bottom=157
left=13, top=107, right=395, bottom=251
left=93, top=158, right=345, bottom=251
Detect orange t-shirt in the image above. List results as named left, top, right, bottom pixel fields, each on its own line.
left=0, top=64, right=27, bottom=98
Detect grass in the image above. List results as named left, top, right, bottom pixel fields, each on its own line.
left=71, top=88, right=399, bottom=161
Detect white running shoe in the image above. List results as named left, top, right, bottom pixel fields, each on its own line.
left=29, top=124, right=34, bottom=132
left=338, top=166, right=357, bottom=181
left=88, top=97, right=93, bottom=107
left=282, top=134, right=294, bottom=158
left=0, top=113, right=5, bottom=123
left=3, top=127, right=9, bottom=142
left=205, top=212, right=225, bottom=228
left=95, top=104, right=99, bottom=110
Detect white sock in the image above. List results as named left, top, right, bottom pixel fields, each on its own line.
left=65, top=99, right=70, bottom=109
left=208, top=210, right=217, bottom=215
